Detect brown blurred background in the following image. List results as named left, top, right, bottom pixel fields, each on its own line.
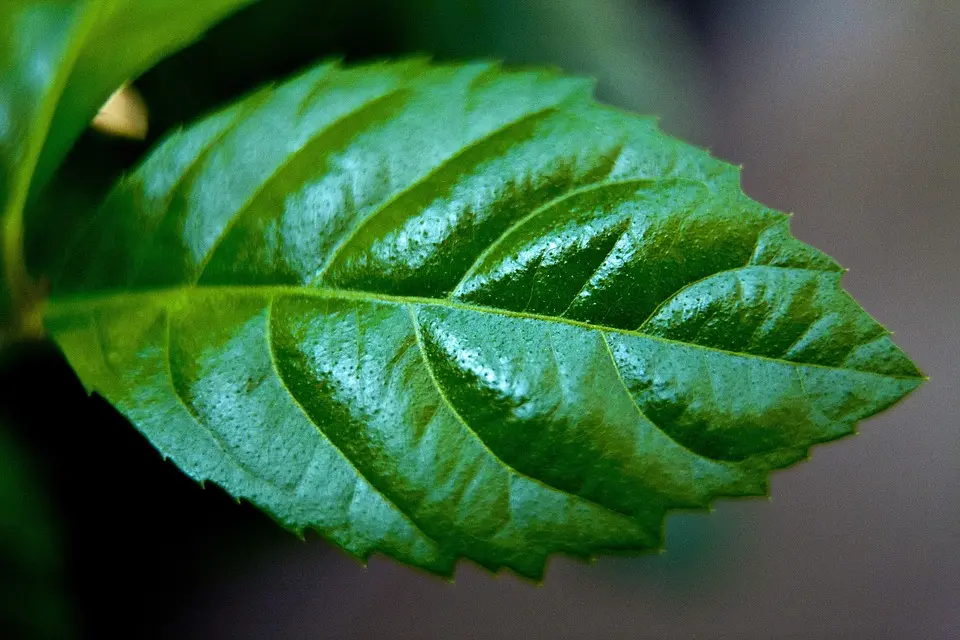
left=3, top=1, right=957, bottom=638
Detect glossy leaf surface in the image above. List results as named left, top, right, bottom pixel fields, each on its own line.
left=40, top=61, right=923, bottom=578
left=0, top=0, right=254, bottom=338
left=0, top=1, right=88, bottom=333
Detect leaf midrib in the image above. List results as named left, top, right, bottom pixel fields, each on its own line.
left=45, top=283, right=924, bottom=382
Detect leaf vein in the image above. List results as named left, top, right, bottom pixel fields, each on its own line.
left=47, top=285, right=923, bottom=382
left=162, top=309, right=287, bottom=494
left=316, top=106, right=561, bottom=280
left=194, top=83, right=407, bottom=283
left=264, top=297, right=441, bottom=545
left=599, top=331, right=712, bottom=464
left=558, top=217, right=632, bottom=318
left=452, top=178, right=651, bottom=298
left=408, top=304, right=641, bottom=521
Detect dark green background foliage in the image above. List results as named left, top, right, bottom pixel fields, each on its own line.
left=0, top=426, right=70, bottom=640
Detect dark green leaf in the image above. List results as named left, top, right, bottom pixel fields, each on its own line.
left=39, top=61, right=923, bottom=578
left=0, top=0, right=255, bottom=339
left=0, top=1, right=90, bottom=337
left=0, top=423, right=71, bottom=638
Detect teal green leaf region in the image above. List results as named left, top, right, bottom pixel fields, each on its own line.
left=0, top=1, right=89, bottom=335
left=39, top=60, right=923, bottom=579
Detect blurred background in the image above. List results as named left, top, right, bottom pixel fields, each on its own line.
left=1, top=0, right=957, bottom=638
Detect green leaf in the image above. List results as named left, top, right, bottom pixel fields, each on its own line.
left=0, top=0, right=255, bottom=339
left=0, top=1, right=90, bottom=337
left=38, top=60, right=923, bottom=578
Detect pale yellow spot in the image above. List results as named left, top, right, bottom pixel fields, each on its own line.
left=91, top=84, right=149, bottom=140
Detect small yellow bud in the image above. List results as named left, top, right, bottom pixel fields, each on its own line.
left=91, top=83, right=148, bottom=140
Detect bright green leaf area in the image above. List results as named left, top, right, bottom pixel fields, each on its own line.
left=0, top=0, right=254, bottom=338
left=38, top=60, right=923, bottom=579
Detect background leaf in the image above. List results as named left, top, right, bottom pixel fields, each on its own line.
left=0, top=420, right=71, bottom=639
left=30, top=0, right=259, bottom=197
left=405, top=0, right=707, bottom=140
left=0, top=0, right=255, bottom=340
left=39, top=61, right=923, bottom=578
left=0, top=1, right=93, bottom=338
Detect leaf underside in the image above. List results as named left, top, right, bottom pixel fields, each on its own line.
left=39, top=60, right=923, bottom=579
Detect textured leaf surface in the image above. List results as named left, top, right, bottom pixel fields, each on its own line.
left=40, top=60, right=923, bottom=578
left=0, top=0, right=254, bottom=338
